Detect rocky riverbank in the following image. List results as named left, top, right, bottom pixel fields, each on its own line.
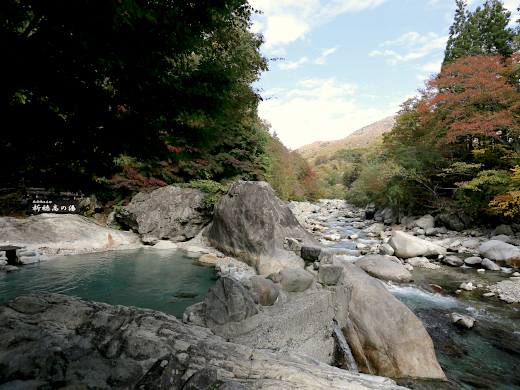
left=1, top=181, right=519, bottom=389
left=290, top=200, right=520, bottom=304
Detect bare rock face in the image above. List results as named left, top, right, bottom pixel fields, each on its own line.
left=354, top=255, right=413, bottom=283
left=203, top=181, right=319, bottom=275
left=0, top=293, right=408, bottom=390
left=341, top=262, right=446, bottom=380
left=388, top=231, right=446, bottom=259
left=116, top=186, right=212, bottom=244
left=0, top=214, right=140, bottom=254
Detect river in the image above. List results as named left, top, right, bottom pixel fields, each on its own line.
left=320, top=215, right=520, bottom=390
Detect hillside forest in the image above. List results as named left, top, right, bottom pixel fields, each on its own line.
left=3, top=0, right=520, bottom=226
left=344, top=0, right=520, bottom=224
left=1, top=0, right=322, bottom=215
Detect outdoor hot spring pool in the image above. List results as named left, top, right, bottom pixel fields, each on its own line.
left=0, top=248, right=218, bottom=318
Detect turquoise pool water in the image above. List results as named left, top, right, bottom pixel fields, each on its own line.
left=0, top=248, right=217, bottom=318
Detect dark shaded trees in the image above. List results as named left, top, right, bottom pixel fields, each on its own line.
left=2, top=0, right=268, bottom=193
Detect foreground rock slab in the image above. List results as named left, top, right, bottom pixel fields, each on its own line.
left=0, top=293, right=407, bottom=390
left=204, top=181, right=319, bottom=274
left=0, top=214, right=141, bottom=255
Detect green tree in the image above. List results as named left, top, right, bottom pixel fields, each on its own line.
left=2, top=0, right=268, bottom=193
left=443, top=0, right=515, bottom=65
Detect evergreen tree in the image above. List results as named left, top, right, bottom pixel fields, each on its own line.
left=443, top=0, right=515, bottom=65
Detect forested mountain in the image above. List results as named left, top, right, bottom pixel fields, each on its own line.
left=345, top=0, right=520, bottom=222
left=296, top=116, right=395, bottom=159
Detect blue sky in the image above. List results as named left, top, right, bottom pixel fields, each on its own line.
left=249, top=0, right=520, bottom=150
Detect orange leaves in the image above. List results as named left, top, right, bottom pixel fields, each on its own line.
left=418, top=54, right=520, bottom=147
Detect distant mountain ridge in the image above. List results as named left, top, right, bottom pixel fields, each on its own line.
left=296, top=115, right=396, bottom=159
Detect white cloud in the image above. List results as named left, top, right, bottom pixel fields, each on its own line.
left=370, top=31, right=447, bottom=69
left=315, top=46, right=339, bottom=64
left=278, top=57, right=309, bottom=70
left=249, top=0, right=392, bottom=53
left=257, top=77, right=394, bottom=149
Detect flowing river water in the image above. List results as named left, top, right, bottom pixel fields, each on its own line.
left=320, top=215, right=520, bottom=390
left=1, top=215, right=519, bottom=389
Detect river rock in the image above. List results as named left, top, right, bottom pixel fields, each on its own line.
left=203, top=277, right=258, bottom=325
left=181, top=367, right=218, bottom=390
left=279, top=268, right=314, bottom=292
left=340, top=262, right=446, bottom=380
left=436, top=212, right=465, bottom=232
left=491, top=224, right=514, bottom=237
left=0, top=214, right=141, bottom=255
left=464, top=256, right=483, bottom=266
left=492, top=234, right=512, bottom=243
left=374, top=208, right=398, bottom=225
left=116, top=186, right=212, bottom=244
left=462, top=239, right=480, bottom=249
left=451, top=313, right=476, bottom=329
left=204, top=181, right=318, bottom=274
left=0, top=293, right=407, bottom=390
left=248, top=276, right=279, bottom=306
left=196, top=253, right=219, bottom=267
left=481, top=258, right=502, bottom=271
left=354, top=255, right=413, bottom=283
left=152, top=240, right=178, bottom=250
left=363, top=223, right=385, bottom=234
left=378, top=243, right=395, bottom=256
left=388, top=231, right=446, bottom=259
left=425, top=227, right=438, bottom=236
left=414, top=214, right=435, bottom=230
left=317, top=264, right=343, bottom=285
left=479, top=240, right=520, bottom=267
left=443, top=255, right=464, bottom=267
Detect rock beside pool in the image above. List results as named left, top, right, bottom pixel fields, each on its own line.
left=0, top=214, right=141, bottom=255
left=0, top=292, right=407, bottom=390
left=204, top=181, right=319, bottom=275
left=116, top=186, right=213, bottom=244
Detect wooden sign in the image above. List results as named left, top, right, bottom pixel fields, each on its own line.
left=29, top=200, right=79, bottom=214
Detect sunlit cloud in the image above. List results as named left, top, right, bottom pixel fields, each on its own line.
left=249, top=0, right=392, bottom=53
left=315, top=46, right=339, bottom=64
left=278, top=57, right=309, bottom=70
left=257, top=77, right=395, bottom=149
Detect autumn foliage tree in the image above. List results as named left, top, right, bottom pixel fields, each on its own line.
left=419, top=54, right=520, bottom=153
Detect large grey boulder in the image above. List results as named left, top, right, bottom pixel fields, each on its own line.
left=204, top=181, right=319, bottom=274
left=479, top=240, right=520, bottom=267
left=354, top=255, right=413, bottom=283
left=388, top=231, right=446, bottom=259
left=279, top=268, right=315, bottom=292
left=202, top=277, right=258, bottom=325
left=0, top=214, right=141, bottom=255
left=414, top=214, right=435, bottom=230
left=0, top=293, right=407, bottom=390
left=116, top=186, right=212, bottom=244
left=341, top=262, right=446, bottom=380
left=491, top=224, right=514, bottom=237
left=435, top=212, right=465, bottom=232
